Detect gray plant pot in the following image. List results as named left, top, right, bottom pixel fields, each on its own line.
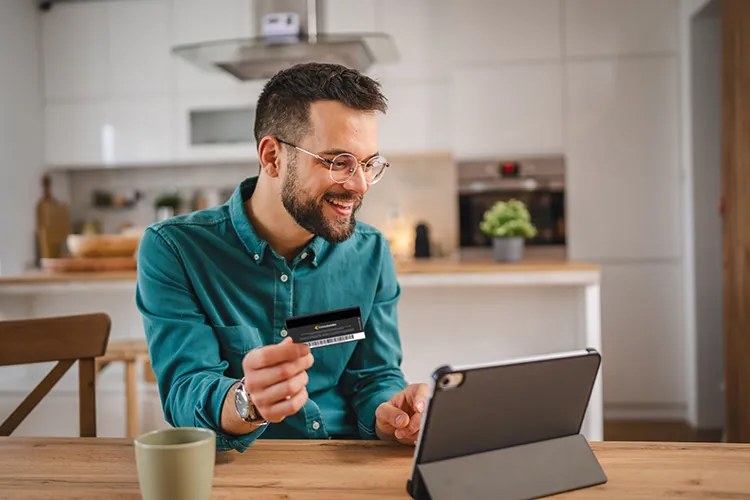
left=492, top=237, right=524, bottom=262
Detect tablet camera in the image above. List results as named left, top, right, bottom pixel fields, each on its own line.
left=438, top=372, right=464, bottom=390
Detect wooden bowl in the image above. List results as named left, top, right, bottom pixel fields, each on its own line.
left=66, top=234, right=142, bottom=258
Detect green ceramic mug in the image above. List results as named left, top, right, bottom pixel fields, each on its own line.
left=134, top=427, right=216, bottom=500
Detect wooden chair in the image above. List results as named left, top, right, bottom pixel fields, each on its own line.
left=0, top=313, right=111, bottom=437
left=95, top=339, right=154, bottom=438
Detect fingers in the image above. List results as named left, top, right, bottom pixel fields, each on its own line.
left=376, top=401, right=409, bottom=435
left=243, top=337, right=310, bottom=371
left=405, top=383, right=429, bottom=414
left=395, top=409, right=422, bottom=440
left=251, top=370, right=309, bottom=407
left=256, top=387, right=309, bottom=423
left=396, top=428, right=420, bottom=445
left=245, top=353, right=314, bottom=392
left=241, top=340, right=314, bottom=424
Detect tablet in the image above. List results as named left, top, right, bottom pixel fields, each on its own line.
left=406, top=348, right=602, bottom=499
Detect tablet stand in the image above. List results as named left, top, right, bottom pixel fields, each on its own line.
left=409, top=433, right=607, bottom=500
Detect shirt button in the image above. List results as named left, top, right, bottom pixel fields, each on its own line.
left=253, top=254, right=259, bottom=261
left=280, top=329, right=288, bottom=338
left=312, top=421, right=320, bottom=430
left=280, top=274, right=288, bottom=282
left=301, top=252, right=308, bottom=259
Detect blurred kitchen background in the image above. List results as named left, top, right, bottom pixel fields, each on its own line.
left=1, top=0, right=745, bottom=444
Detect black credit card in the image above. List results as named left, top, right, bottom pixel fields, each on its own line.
left=285, top=306, right=364, bottom=349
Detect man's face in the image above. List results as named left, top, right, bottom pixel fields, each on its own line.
left=280, top=100, right=379, bottom=243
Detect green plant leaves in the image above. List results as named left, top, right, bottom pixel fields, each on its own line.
left=479, top=199, right=538, bottom=238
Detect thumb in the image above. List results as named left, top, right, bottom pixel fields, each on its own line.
left=406, top=384, right=428, bottom=413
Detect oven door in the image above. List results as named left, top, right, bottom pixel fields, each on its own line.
left=459, top=189, right=566, bottom=248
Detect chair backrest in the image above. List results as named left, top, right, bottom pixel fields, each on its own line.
left=0, top=313, right=111, bottom=437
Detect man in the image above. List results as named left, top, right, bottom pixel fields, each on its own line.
left=136, top=62, right=428, bottom=452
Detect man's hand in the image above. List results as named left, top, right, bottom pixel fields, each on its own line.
left=242, top=337, right=314, bottom=423
left=375, top=383, right=429, bottom=445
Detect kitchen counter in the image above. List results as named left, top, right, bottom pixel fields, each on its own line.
left=0, top=258, right=602, bottom=441
left=0, top=259, right=599, bottom=291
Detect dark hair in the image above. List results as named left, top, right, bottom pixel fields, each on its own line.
left=254, top=62, right=387, bottom=145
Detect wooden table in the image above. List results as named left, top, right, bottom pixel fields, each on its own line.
left=1, top=438, right=749, bottom=499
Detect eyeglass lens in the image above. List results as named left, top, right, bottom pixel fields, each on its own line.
left=330, top=154, right=388, bottom=184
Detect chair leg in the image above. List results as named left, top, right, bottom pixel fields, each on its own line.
left=79, top=358, right=97, bottom=438
left=125, top=361, right=138, bottom=438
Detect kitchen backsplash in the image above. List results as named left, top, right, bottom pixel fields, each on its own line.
left=52, top=152, right=458, bottom=259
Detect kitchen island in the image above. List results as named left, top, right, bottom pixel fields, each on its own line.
left=0, top=259, right=602, bottom=441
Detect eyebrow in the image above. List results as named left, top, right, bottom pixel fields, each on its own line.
left=319, top=148, right=379, bottom=160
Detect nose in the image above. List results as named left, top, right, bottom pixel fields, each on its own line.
left=342, top=165, right=368, bottom=196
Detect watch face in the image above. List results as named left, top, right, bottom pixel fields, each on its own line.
left=235, top=386, right=250, bottom=420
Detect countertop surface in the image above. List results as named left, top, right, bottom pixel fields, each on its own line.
left=0, top=259, right=599, bottom=286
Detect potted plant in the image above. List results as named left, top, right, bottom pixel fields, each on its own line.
left=479, top=199, right=537, bottom=262
left=154, top=191, right=183, bottom=222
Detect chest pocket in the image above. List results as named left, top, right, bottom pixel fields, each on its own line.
left=214, top=325, right=264, bottom=379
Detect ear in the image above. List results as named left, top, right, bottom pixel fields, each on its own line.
left=257, top=136, right=282, bottom=178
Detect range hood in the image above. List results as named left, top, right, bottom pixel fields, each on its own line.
left=172, top=0, right=399, bottom=81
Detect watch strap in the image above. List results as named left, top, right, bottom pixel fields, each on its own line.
left=238, top=377, right=269, bottom=425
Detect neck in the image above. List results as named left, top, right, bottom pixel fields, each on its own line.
left=245, top=174, right=314, bottom=261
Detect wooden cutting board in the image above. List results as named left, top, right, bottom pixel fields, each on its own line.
left=40, top=257, right=137, bottom=273
left=36, top=174, right=71, bottom=259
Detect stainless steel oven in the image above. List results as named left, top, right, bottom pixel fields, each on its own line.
left=458, top=155, right=566, bottom=259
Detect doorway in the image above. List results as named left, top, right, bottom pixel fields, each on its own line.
left=720, top=0, right=750, bottom=442
left=685, top=0, right=750, bottom=442
left=686, top=0, right=724, bottom=432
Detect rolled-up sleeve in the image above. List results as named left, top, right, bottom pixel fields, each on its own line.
left=135, top=227, right=266, bottom=451
left=340, top=237, right=409, bottom=439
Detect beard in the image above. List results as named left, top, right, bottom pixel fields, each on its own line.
left=281, top=160, right=362, bottom=243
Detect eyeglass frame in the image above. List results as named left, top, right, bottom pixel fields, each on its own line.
left=275, top=138, right=389, bottom=185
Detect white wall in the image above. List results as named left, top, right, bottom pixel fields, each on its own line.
left=680, top=0, right=724, bottom=429
left=0, top=0, right=45, bottom=275
left=562, top=0, right=682, bottom=420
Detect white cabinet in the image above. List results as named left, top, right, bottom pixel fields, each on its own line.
left=565, top=57, right=680, bottom=261
left=450, top=0, right=562, bottom=65
left=108, top=0, right=172, bottom=97
left=172, top=0, right=253, bottom=94
left=599, top=262, right=684, bottom=408
left=45, top=103, right=109, bottom=166
left=107, top=98, right=174, bottom=164
left=451, top=64, right=563, bottom=158
left=565, top=0, right=679, bottom=57
left=377, top=81, right=452, bottom=154
left=46, top=98, right=173, bottom=167
left=369, top=0, right=451, bottom=82
left=42, top=2, right=109, bottom=101
left=323, top=0, right=377, bottom=33
left=42, top=0, right=174, bottom=167
left=42, top=0, right=173, bottom=101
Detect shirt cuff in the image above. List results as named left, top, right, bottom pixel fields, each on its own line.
left=357, top=379, right=409, bottom=440
left=195, top=375, right=268, bottom=452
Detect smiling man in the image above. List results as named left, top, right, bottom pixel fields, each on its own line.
left=135, top=62, right=428, bottom=452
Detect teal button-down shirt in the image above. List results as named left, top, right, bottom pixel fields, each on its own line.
left=135, top=176, right=408, bottom=452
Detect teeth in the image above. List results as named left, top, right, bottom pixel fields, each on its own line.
left=327, top=199, right=352, bottom=208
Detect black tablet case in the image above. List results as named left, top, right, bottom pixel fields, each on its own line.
left=406, top=349, right=607, bottom=500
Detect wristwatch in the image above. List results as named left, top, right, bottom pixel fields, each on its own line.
left=234, top=378, right=269, bottom=425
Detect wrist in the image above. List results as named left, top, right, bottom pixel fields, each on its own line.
left=235, top=377, right=269, bottom=426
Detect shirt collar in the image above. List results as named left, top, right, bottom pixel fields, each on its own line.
left=229, top=176, right=328, bottom=267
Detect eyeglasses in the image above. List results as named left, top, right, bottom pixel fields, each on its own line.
left=276, top=138, right=389, bottom=185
